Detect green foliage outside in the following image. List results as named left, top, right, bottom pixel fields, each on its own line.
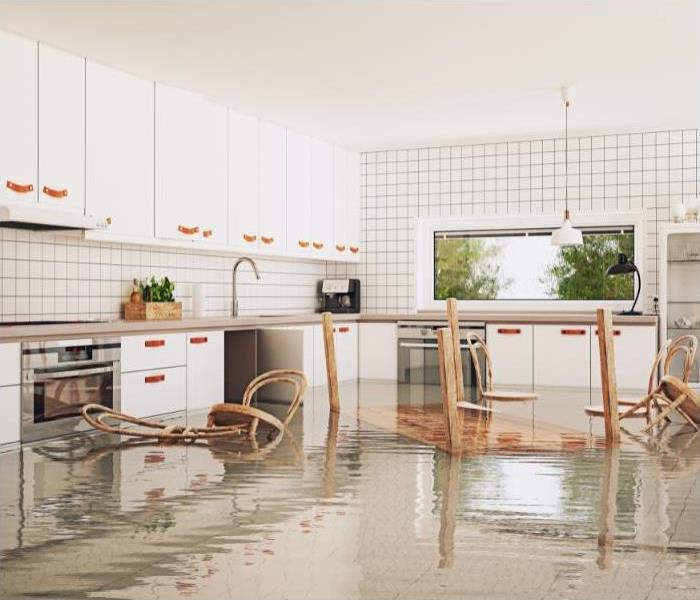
left=434, top=238, right=511, bottom=300
left=139, top=276, right=176, bottom=302
left=542, top=233, right=634, bottom=300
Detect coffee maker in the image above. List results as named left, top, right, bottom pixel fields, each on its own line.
left=319, top=279, right=361, bottom=313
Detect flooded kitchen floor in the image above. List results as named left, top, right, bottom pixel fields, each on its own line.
left=1, top=381, right=700, bottom=600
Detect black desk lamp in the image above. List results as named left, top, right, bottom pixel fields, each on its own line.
left=606, top=253, right=641, bottom=315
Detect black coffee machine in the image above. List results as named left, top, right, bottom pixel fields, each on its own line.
left=319, top=279, right=361, bottom=313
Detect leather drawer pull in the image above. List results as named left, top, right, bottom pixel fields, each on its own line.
left=243, top=233, right=257, bottom=242
left=43, top=186, right=68, bottom=198
left=497, top=328, right=521, bottom=335
left=336, top=244, right=346, bottom=252
left=350, top=246, right=359, bottom=254
left=202, top=229, right=213, bottom=238
left=312, top=241, right=324, bottom=250
left=145, top=374, right=165, bottom=384
left=298, top=240, right=310, bottom=248
left=595, top=329, right=621, bottom=336
left=261, top=236, right=274, bottom=245
left=338, top=326, right=350, bottom=333
left=178, top=225, right=199, bottom=235
left=561, top=329, right=587, bottom=336
left=144, top=339, right=165, bottom=348
left=6, top=180, right=33, bottom=193
left=190, top=336, right=208, bottom=344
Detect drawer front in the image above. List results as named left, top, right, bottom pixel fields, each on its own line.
left=486, top=324, right=533, bottom=386
left=533, top=325, right=591, bottom=388
left=121, top=333, right=186, bottom=373
left=0, top=343, right=21, bottom=387
left=0, top=385, right=21, bottom=445
left=121, top=366, right=186, bottom=419
left=591, top=325, right=656, bottom=391
left=186, top=330, right=224, bottom=412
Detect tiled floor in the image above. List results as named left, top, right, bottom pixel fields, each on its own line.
left=1, top=382, right=699, bottom=599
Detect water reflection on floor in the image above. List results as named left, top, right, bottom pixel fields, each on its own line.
left=1, top=382, right=699, bottom=599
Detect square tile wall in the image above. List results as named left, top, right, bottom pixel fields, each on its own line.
left=0, top=229, right=327, bottom=321
left=328, top=129, right=700, bottom=313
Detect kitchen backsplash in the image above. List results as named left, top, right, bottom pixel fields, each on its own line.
left=0, top=229, right=326, bottom=321
left=328, top=128, right=700, bottom=313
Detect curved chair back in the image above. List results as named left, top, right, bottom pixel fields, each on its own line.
left=647, top=339, right=672, bottom=394
left=242, top=369, right=308, bottom=426
left=664, top=335, right=698, bottom=384
left=464, top=331, right=494, bottom=395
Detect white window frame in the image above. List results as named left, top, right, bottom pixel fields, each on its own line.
left=415, top=211, right=645, bottom=312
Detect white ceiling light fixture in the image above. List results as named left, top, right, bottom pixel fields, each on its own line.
left=551, top=86, right=583, bottom=246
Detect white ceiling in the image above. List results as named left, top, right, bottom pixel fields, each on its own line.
left=0, top=0, right=698, bottom=151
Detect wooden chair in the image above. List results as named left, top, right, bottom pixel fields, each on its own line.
left=641, top=375, right=700, bottom=432
left=464, top=331, right=538, bottom=402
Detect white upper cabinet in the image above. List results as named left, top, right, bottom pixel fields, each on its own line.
left=333, top=146, right=350, bottom=258
left=38, top=44, right=85, bottom=213
left=286, top=130, right=312, bottom=255
left=86, top=61, right=154, bottom=238
left=258, top=121, right=287, bottom=251
left=155, top=84, right=227, bottom=243
left=311, top=138, right=333, bottom=258
left=346, top=151, right=361, bottom=255
left=0, top=31, right=37, bottom=205
left=228, top=110, right=260, bottom=250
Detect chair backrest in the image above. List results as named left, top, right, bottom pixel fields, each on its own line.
left=647, top=339, right=672, bottom=394
left=664, top=335, right=698, bottom=384
left=464, top=331, right=494, bottom=394
left=242, top=369, right=308, bottom=427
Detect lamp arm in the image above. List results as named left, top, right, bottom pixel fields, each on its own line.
left=630, top=264, right=641, bottom=313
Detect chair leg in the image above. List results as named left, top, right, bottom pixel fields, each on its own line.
left=642, top=394, right=687, bottom=433
left=675, top=407, right=700, bottom=431
left=619, top=392, right=654, bottom=420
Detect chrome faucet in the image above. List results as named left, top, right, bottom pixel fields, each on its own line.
left=232, top=257, right=261, bottom=317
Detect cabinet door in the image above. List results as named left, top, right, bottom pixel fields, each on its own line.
left=0, top=385, right=21, bottom=445
left=38, top=44, right=85, bottom=212
left=258, top=121, right=287, bottom=251
left=155, top=83, right=201, bottom=241
left=533, top=325, right=591, bottom=388
left=346, top=151, right=361, bottom=257
left=0, top=343, right=21, bottom=386
left=0, top=31, right=38, bottom=205
left=228, top=110, right=259, bottom=250
left=333, top=146, right=350, bottom=259
left=486, top=324, right=533, bottom=386
left=187, top=331, right=224, bottom=413
left=359, top=323, right=397, bottom=380
left=197, top=100, right=228, bottom=244
left=311, top=138, right=333, bottom=258
left=86, top=61, right=154, bottom=238
left=335, top=323, right=358, bottom=382
left=591, top=325, right=656, bottom=392
left=286, top=130, right=312, bottom=255
left=121, top=366, right=186, bottom=418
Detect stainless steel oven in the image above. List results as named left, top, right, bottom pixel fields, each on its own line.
left=397, top=321, right=486, bottom=396
left=21, top=338, right=121, bottom=442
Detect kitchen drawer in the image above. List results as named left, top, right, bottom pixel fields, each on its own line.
left=591, top=325, right=656, bottom=392
left=121, top=366, right=186, bottom=418
left=121, top=333, right=186, bottom=373
left=534, top=325, right=591, bottom=388
left=486, top=324, right=533, bottom=386
left=0, top=385, right=21, bottom=445
left=0, top=343, right=21, bottom=387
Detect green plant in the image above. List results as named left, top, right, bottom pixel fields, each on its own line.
left=139, top=276, right=176, bottom=302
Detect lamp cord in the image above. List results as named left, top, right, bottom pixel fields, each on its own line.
left=564, top=100, right=569, bottom=213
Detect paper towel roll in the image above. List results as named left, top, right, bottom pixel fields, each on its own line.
left=192, top=284, right=206, bottom=318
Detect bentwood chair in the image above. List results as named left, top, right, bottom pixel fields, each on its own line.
left=464, top=332, right=539, bottom=403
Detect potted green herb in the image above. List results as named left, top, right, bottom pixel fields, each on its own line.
left=125, top=276, right=182, bottom=321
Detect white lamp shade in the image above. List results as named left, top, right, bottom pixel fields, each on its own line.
left=551, top=218, right=583, bottom=246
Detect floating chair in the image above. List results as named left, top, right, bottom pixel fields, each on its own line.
left=640, top=375, right=700, bottom=432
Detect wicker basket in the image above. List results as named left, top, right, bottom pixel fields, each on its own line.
left=124, top=301, right=182, bottom=321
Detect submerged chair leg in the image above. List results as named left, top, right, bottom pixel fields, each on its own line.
left=596, top=308, right=621, bottom=444
left=322, top=312, right=340, bottom=413
left=437, top=327, right=462, bottom=454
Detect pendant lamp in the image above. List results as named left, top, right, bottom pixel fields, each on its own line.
left=551, top=87, right=583, bottom=246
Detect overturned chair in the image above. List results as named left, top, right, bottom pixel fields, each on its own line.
left=82, top=369, right=307, bottom=442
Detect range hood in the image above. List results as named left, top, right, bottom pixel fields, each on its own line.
left=0, top=203, right=107, bottom=231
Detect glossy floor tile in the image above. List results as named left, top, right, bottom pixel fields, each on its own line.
left=1, top=382, right=699, bottom=599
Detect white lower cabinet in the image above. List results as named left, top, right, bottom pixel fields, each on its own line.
left=359, top=323, right=397, bottom=380
left=0, top=342, right=21, bottom=387
left=121, top=366, right=186, bottom=419
left=186, top=331, right=224, bottom=412
left=0, top=385, right=21, bottom=445
left=313, top=323, right=358, bottom=384
left=591, top=325, right=656, bottom=391
left=534, top=325, right=591, bottom=388
left=486, top=324, right=533, bottom=386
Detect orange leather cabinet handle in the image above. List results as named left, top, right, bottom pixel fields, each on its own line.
left=42, top=186, right=68, bottom=198
left=312, top=242, right=324, bottom=250
left=298, top=240, right=310, bottom=249
left=261, top=236, right=274, bottom=245
left=336, top=244, right=346, bottom=252
left=190, top=336, right=208, bottom=344
left=497, top=328, right=521, bottom=335
left=561, top=329, right=587, bottom=336
left=243, top=233, right=257, bottom=243
left=145, top=374, right=166, bottom=384
left=202, top=229, right=213, bottom=238
left=350, top=246, right=359, bottom=254
left=144, top=339, right=165, bottom=348
left=178, top=225, right=199, bottom=235
left=595, top=329, right=621, bottom=336
left=338, top=326, right=350, bottom=333
left=6, top=180, right=33, bottom=194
